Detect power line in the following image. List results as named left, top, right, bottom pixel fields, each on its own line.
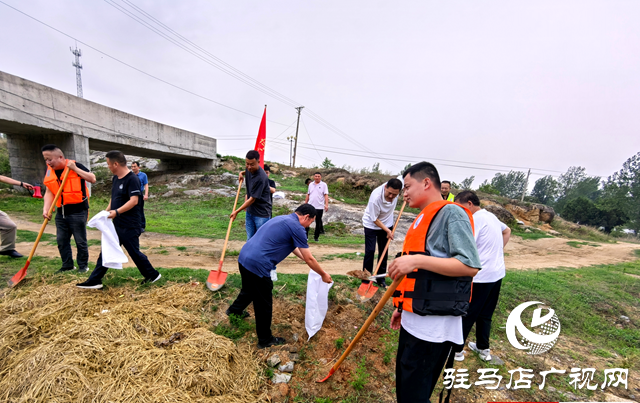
left=0, top=0, right=292, bottom=127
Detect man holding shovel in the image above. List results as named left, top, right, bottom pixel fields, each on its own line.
left=226, top=203, right=332, bottom=349
left=232, top=150, right=272, bottom=240
left=388, top=162, right=481, bottom=403
left=361, top=178, right=402, bottom=288
left=0, top=175, right=34, bottom=258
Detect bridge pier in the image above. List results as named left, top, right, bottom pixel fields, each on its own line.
left=6, top=132, right=90, bottom=191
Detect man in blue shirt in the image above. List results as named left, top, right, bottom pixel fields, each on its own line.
left=227, top=203, right=332, bottom=349
left=231, top=150, right=272, bottom=240
left=131, top=161, right=148, bottom=232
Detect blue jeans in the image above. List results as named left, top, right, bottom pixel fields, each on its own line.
left=245, top=212, right=270, bottom=240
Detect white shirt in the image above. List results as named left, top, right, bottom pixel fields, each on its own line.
left=362, top=184, right=398, bottom=230
left=307, top=181, right=328, bottom=210
left=472, top=209, right=507, bottom=283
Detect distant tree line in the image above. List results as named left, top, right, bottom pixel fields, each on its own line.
left=456, top=152, right=640, bottom=235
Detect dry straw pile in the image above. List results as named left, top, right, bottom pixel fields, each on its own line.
left=0, top=282, right=267, bottom=402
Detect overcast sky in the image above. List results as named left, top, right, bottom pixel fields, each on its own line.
left=2, top=0, right=639, bottom=188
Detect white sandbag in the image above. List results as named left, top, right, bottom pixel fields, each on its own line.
left=305, top=270, right=333, bottom=340
left=87, top=211, right=128, bottom=269
left=273, top=191, right=285, bottom=199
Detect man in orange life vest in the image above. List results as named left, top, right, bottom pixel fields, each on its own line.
left=41, top=144, right=96, bottom=273
left=388, top=162, right=482, bottom=403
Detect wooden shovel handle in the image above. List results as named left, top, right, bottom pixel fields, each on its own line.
left=217, top=177, right=244, bottom=271
left=370, top=200, right=406, bottom=277
left=27, top=167, right=71, bottom=262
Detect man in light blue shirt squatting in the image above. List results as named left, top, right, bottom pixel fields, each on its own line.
left=226, top=204, right=332, bottom=349
left=131, top=161, right=148, bottom=232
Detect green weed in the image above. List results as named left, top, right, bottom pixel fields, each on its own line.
left=175, top=246, right=187, bottom=251
left=334, top=337, right=345, bottom=350
left=350, top=357, right=370, bottom=391
left=213, top=313, right=255, bottom=340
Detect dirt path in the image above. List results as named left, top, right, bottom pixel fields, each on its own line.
left=12, top=217, right=639, bottom=275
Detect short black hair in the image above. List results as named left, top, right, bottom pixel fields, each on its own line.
left=41, top=144, right=61, bottom=153
left=455, top=190, right=480, bottom=206
left=295, top=203, right=317, bottom=218
left=441, top=180, right=451, bottom=186
left=131, top=161, right=140, bottom=167
left=246, top=150, right=260, bottom=161
left=402, top=162, right=441, bottom=188
left=304, top=178, right=311, bottom=185
left=314, top=172, right=322, bottom=176
left=106, top=150, right=127, bottom=166
left=386, top=178, right=402, bottom=190
left=264, top=164, right=270, bottom=172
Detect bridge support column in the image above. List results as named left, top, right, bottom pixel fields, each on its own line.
left=6, top=132, right=90, bottom=192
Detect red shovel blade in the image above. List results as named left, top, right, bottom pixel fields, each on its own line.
left=355, top=282, right=378, bottom=302
left=7, top=261, right=30, bottom=288
left=316, top=367, right=336, bottom=383
left=206, top=269, right=227, bottom=291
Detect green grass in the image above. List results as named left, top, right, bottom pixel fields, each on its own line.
left=213, top=312, right=255, bottom=340
left=567, top=241, right=600, bottom=248
left=349, top=357, right=370, bottom=390
left=175, top=246, right=187, bottom=251
left=15, top=229, right=56, bottom=244
left=321, top=252, right=364, bottom=261
left=334, top=337, right=345, bottom=350
left=510, top=226, right=554, bottom=241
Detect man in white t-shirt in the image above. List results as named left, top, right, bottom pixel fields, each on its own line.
left=361, top=178, right=402, bottom=288
left=454, top=190, right=511, bottom=362
left=304, top=172, right=329, bottom=242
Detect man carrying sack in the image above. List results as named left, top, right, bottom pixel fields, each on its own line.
left=41, top=144, right=96, bottom=273
left=388, top=162, right=481, bottom=403
left=226, top=204, right=332, bottom=349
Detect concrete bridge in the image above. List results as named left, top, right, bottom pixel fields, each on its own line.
left=0, top=70, right=218, bottom=187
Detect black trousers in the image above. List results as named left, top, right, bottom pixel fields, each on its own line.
left=87, top=226, right=159, bottom=282
left=396, top=326, right=452, bottom=403
left=457, top=279, right=503, bottom=351
left=305, top=209, right=324, bottom=240
left=362, top=226, right=392, bottom=277
left=139, top=198, right=146, bottom=229
left=55, top=210, right=89, bottom=269
left=228, top=264, right=274, bottom=344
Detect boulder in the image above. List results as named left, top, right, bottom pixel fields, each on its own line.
left=484, top=205, right=516, bottom=225
left=281, top=170, right=298, bottom=178
left=537, top=204, right=555, bottom=223
left=162, top=191, right=174, bottom=198
left=267, top=354, right=281, bottom=367
left=278, top=361, right=295, bottom=372
left=269, top=165, right=280, bottom=174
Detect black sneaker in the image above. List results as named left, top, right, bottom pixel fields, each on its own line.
left=257, top=336, right=286, bottom=349
left=56, top=266, right=76, bottom=274
left=377, top=279, right=388, bottom=289
left=76, top=279, right=103, bottom=289
left=78, top=267, right=89, bottom=273
left=141, top=273, right=162, bottom=284
left=314, top=237, right=319, bottom=242
left=225, top=308, right=250, bottom=319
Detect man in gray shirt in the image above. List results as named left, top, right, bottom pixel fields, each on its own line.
left=231, top=150, right=272, bottom=240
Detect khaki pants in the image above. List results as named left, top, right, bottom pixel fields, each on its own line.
left=0, top=210, right=17, bottom=252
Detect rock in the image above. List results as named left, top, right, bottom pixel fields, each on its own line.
left=183, top=189, right=202, bottom=196
left=621, top=315, right=630, bottom=321
left=525, top=228, right=532, bottom=233
left=489, top=355, right=505, bottom=365
left=537, top=204, right=556, bottom=223
left=547, top=386, right=557, bottom=392
left=319, top=358, right=328, bottom=365
left=290, top=353, right=300, bottom=362
left=336, top=177, right=345, bottom=183
left=272, top=373, right=291, bottom=384
left=270, top=165, right=280, bottom=174
left=288, top=346, right=298, bottom=353
left=278, top=361, right=295, bottom=372
left=484, top=205, right=516, bottom=225
left=162, top=191, right=174, bottom=197
left=281, top=170, right=298, bottom=178
left=548, top=230, right=561, bottom=236
left=564, top=392, right=577, bottom=400
left=267, top=354, right=281, bottom=367
left=516, top=220, right=525, bottom=226
left=166, top=182, right=183, bottom=189
left=144, top=160, right=159, bottom=170
left=221, top=172, right=237, bottom=180
left=292, top=333, right=299, bottom=342
left=345, top=298, right=354, bottom=304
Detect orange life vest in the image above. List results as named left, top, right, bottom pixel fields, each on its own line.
left=392, top=200, right=475, bottom=316
left=43, top=159, right=90, bottom=208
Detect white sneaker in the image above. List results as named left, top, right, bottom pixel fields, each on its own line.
left=454, top=351, right=466, bottom=362
left=468, top=342, right=491, bottom=361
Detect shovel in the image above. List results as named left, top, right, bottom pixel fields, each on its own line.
left=8, top=167, right=71, bottom=287
left=206, top=177, right=244, bottom=291
left=317, top=273, right=406, bottom=382
left=356, top=201, right=406, bottom=302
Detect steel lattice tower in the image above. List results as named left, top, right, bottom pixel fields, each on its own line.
left=70, top=45, right=83, bottom=98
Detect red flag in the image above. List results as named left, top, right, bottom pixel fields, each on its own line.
left=254, top=106, right=267, bottom=169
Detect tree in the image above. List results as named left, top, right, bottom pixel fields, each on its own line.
left=372, top=162, right=380, bottom=174
left=460, top=176, right=475, bottom=190
left=604, top=152, right=640, bottom=234
left=531, top=175, right=559, bottom=205
left=490, top=171, right=527, bottom=199
left=321, top=157, right=335, bottom=169
left=400, top=163, right=412, bottom=175
left=563, top=197, right=627, bottom=233
left=478, top=180, right=500, bottom=195
left=555, top=166, right=600, bottom=214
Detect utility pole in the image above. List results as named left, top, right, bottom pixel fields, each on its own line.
left=292, top=106, right=304, bottom=168
left=520, top=168, right=531, bottom=202
left=287, top=135, right=295, bottom=167
left=70, top=44, right=83, bottom=98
